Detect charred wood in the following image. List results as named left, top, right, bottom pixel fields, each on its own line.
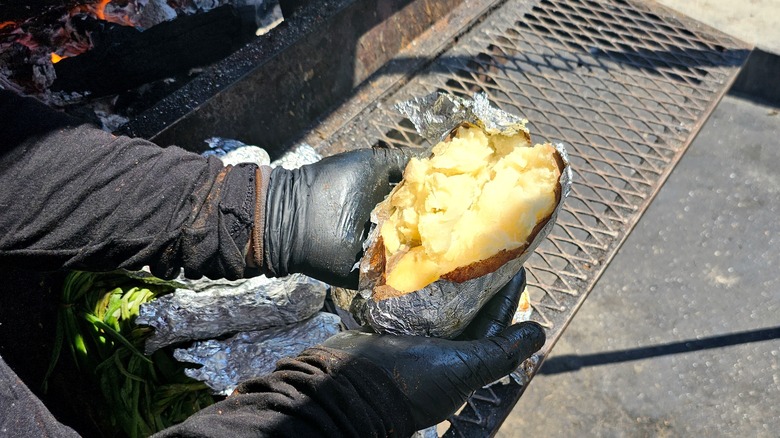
left=51, top=5, right=258, bottom=97
left=0, top=1, right=83, bottom=23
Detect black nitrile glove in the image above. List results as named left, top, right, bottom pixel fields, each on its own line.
left=458, top=267, right=527, bottom=340
left=261, top=147, right=416, bottom=288
left=322, top=268, right=544, bottom=430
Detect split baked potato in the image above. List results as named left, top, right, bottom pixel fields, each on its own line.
left=368, top=123, right=564, bottom=300
left=348, top=93, right=571, bottom=338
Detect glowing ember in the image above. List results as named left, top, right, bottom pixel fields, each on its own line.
left=66, top=0, right=137, bottom=27
left=10, top=31, right=40, bottom=51
left=1, top=1, right=137, bottom=72
left=2, top=1, right=232, bottom=69
left=87, top=0, right=137, bottom=27
left=2, top=0, right=281, bottom=97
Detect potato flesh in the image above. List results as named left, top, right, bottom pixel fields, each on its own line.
left=380, top=125, right=560, bottom=293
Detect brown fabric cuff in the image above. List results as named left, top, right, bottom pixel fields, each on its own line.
left=250, top=165, right=272, bottom=270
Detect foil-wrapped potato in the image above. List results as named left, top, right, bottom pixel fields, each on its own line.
left=370, top=122, right=563, bottom=299
left=348, top=93, right=572, bottom=338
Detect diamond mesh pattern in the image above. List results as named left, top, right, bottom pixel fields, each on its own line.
left=326, top=0, right=746, bottom=337
left=318, top=0, right=748, bottom=433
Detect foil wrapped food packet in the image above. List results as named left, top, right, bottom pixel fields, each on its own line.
left=174, top=312, right=342, bottom=396
left=348, top=92, right=573, bottom=338
left=137, top=273, right=329, bottom=354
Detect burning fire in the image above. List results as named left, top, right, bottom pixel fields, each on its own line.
left=4, top=1, right=222, bottom=69
left=0, top=1, right=136, bottom=68
left=34, top=1, right=138, bottom=64
left=93, top=0, right=111, bottom=21
left=3, top=0, right=266, bottom=94
left=74, top=0, right=137, bottom=27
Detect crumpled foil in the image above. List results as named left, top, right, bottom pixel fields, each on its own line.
left=352, top=92, right=573, bottom=338
left=395, top=91, right=531, bottom=143
left=411, top=427, right=439, bottom=438
left=202, top=137, right=253, bottom=158
left=510, top=353, right=541, bottom=387
left=272, top=143, right=322, bottom=169
left=137, top=274, right=329, bottom=353
left=221, top=145, right=271, bottom=166
left=174, top=312, right=342, bottom=395
left=201, top=138, right=321, bottom=169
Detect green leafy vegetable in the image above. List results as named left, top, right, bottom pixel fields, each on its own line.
left=46, top=271, right=214, bottom=438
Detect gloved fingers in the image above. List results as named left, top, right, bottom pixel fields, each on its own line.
left=327, top=271, right=359, bottom=291
left=465, top=322, right=545, bottom=386
left=371, top=146, right=425, bottom=182
left=458, top=267, right=526, bottom=340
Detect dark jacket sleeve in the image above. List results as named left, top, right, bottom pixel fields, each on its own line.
left=155, top=347, right=416, bottom=438
left=0, top=90, right=255, bottom=280
left=0, top=91, right=417, bottom=437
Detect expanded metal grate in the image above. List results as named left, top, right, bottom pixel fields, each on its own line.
left=315, top=0, right=750, bottom=435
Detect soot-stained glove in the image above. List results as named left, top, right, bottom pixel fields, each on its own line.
left=259, top=147, right=417, bottom=289
left=458, top=266, right=527, bottom=340
left=322, top=268, right=545, bottom=430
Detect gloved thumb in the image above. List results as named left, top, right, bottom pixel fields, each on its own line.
left=466, top=321, right=546, bottom=387
left=458, top=268, right=526, bottom=340
left=371, top=146, right=426, bottom=182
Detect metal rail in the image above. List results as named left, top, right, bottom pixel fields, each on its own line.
left=303, top=0, right=751, bottom=435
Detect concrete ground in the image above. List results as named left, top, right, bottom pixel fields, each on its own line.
left=500, top=1, right=780, bottom=436
left=655, top=0, right=780, bottom=54
left=500, top=94, right=780, bottom=437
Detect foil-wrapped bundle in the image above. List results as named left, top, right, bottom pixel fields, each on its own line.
left=202, top=138, right=322, bottom=169
left=137, top=274, right=328, bottom=353
left=272, top=143, right=322, bottom=169
left=220, top=145, right=271, bottom=166
left=347, top=92, right=573, bottom=338
left=174, top=312, right=342, bottom=395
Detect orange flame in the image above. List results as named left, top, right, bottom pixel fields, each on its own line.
left=47, top=1, right=133, bottom=64
left=0, top=21, right=17, bottom=31
left=93, top=0, right=111, bottom=21
left=68, top=1, right=134, bottom=27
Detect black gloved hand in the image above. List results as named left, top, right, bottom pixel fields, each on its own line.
left=458, top=266, right=527, bottom=340
left=322, top=268, right=545, bottom=430
left=261, top=147, right=415, bottom=288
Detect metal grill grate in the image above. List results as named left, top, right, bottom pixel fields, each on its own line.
left=313, top=0, right=750, bottom=435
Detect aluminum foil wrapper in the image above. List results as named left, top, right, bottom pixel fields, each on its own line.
left=137, top=274, right=328, bottom=353
left=354, top=92, right=573, bottom=338
left=394, top=91, right=530, bottom=144
left=271, top=143, right=322, bottom=169
left=221, top=146, right=271, bottom=167
left=174, top=312, right=342, bottom=395
left=411, top=427, right=439, bottom=438
left=202, top=138, right=321, bottom=169
left=513, top=286, right=533, bottom=324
